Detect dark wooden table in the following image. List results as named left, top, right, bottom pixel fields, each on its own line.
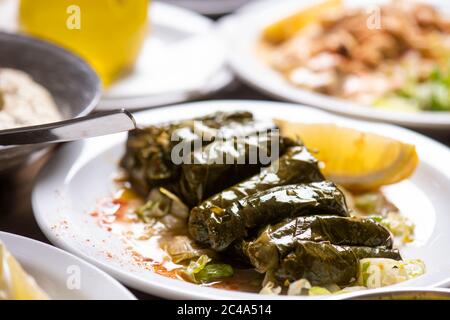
left=0, top=81, right=449, bottom=300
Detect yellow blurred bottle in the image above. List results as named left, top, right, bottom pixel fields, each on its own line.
left=19, top=0, right=149, bottom=86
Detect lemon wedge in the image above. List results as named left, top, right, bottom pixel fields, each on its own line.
left=0, top=241, right=49, bottom=300
left=275, top=120, right=419, bottom=191
left=263, top=0, right=342, bottom=44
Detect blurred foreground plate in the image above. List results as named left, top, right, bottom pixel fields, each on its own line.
left=0, top=0, right=233, bottom=110
left=32, top=100, right=450, bottom=299
left=0, top=232, right=135, bottom=300
left=218, top=0, right=450, bottom=130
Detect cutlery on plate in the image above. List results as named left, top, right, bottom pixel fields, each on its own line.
left=0, top=109, right=136, bottom=145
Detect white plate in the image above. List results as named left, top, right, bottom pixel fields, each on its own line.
left=218, top=0, right=450, bottom=130
left=0, top=0, right=233, bottom=109
left=0, top=232, right=136, bottom=300
left=32, top=100, right=450, bottom=299
left=99, top=1, right=233, bottom=109
left=162, top=0, right=253, bottom=16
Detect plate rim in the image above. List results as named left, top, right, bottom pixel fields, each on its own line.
left=0, top=231, right=136, bottom=300
left=218, top=0, right=450, bottom=129
left=32, top=100, right=450, bottom=299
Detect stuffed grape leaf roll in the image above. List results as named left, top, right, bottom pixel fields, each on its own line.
left=189, top=146, right=323, bottom=214
left=189, top=146, right=325, bottom=247
left=275, top=241, right=401, bottom=286
left=243, top=215, right=394, bottom=272
left=121, top=111, right=275, bottom=196
left=178, top=132, right=298, bottom=207
left=189, top=181, right=348, bottom=251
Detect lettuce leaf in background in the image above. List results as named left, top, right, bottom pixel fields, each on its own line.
left=375, top=66, right=450, bottom=112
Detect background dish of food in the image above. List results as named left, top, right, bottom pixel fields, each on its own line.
left=259, top=1, right=450, bottom=112
left=219, top=0, right=450, bottom=130
left=0, top=0, right=233, bottom=110
left=0, top=231, right=136, bottom=300
left=0, top=32, right=100, bottom=172
left=0, top=68, right=61, bottom=130
left=32, top=100, right=450, bottom=299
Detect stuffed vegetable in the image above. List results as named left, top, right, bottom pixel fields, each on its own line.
left=189, top=146, right=325, bottom=246
left=112, top=110, right=425, bottom=295
left=243, top=215, right=394, bottom=272
left=275, top=241, right=401, bottom=286
left=121, top=111, right=276, bottom=196
left=178, top=132, right=298, bottom=207
left=190, top=181, right=347, bottom=251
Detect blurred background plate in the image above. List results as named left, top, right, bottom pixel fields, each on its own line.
left=0, top=0, right=233, bottom=110
left=0, top=231, right=136, bottom=299
left=99, top=1, right=233, bottom=109
left=236, top=0, right=449, bottom=14
left=161, top=0, right=253, bottom=16
left=219, top=0, right=450, bottom=130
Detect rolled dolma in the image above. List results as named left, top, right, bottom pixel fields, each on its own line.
left=190, top=181, right=347, bottom=251
left=178, top=133, right=298, bottom=207
left=121, top=124, right=181, bottom=195
left=275, top=241, right=401, bottom=286
left=189, top=146, right=324, bottom=247
left=189, top=146, right=323, bottom=213
left=244, top=215, right=393, bottom=272
left=121, top=111, right=274, bottom=195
